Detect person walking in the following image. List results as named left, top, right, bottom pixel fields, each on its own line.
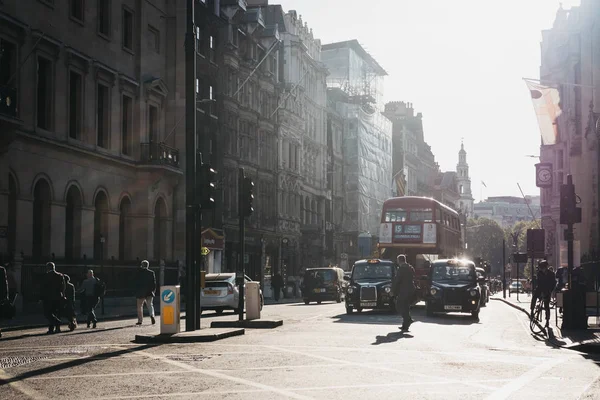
left=63, top=275, right=77, bottom=331
left=0, top=263, right=9, bottom=338
left=272, top=272, right=284, bottom=302
left=42, top=262, right=66, bottom=334
left=392, top=255, right=416, bottom=332
left=79, top=269, right=99, bottom=328
left=136, top=260, right=156, bottom=325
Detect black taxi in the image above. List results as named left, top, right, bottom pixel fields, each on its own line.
left=425, top=259, right=482, bottom=319
left=344, top=259, right=397, bottom=314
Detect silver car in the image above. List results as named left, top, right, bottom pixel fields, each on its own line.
left=200, top=273, right=264, bottom=315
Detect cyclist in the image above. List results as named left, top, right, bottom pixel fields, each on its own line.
left=530, top=260, right=556, bottom=327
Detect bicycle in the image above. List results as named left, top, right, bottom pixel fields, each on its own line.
left=530, top=296, right=547, bottom=335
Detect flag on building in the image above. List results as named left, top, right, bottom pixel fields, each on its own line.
left=524, top=79, right=562, bottom=145
left=481, top=181, right=487, bottom=188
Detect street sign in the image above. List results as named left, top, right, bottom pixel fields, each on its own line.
left=200, top=247, right=210, bottom=256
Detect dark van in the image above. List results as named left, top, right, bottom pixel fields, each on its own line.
left=302, top=267, right=346, bottom=304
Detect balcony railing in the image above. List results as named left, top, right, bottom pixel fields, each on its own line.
left=140, top=142, right=180, bottom=168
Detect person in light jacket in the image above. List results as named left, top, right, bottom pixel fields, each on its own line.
left=136, top=260, right=156, bottom=325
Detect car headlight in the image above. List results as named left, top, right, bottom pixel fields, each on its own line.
left=430, top=288, right=438, bottom=295
left=470, top=289, right=478, bottom=297
left=384, top=287, right=391, bottom=294
left=347, top=287, right=354, bottom=294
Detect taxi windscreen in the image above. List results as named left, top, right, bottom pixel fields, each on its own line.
left=432, top=262, right=476, bottom=282
left=352, top=263, right=393, bottom=280
left=305, top=269, right=336, bottom=285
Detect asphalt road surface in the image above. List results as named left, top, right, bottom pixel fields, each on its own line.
left=1, top=300, right=600, bottom=399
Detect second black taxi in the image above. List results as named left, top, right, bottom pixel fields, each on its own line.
left=345, top=259, right=396, bottom=314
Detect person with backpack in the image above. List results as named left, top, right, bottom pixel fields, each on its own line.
left=79, top=269, right=100, bottom=328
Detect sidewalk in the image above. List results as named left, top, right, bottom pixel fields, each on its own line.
left=1, top=296, right=302, bottom=332
left=492, top=292, right=600, bottom=353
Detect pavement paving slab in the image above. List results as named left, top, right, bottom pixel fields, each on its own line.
left=134, top=327, right=245, bottom=343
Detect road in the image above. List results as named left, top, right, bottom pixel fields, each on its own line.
left=1, top=300, right=600, bottom=399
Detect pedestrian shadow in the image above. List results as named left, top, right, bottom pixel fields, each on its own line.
left=0, top=331, right=51, bottom=342
left=372, top=331, right=413, bottom=345
left=0, top=344, right=158, bottom=385
left=67, top=325, right=133, bottom=336
left=412, top=309, right=479, bottom=326
left=331, top=311, right=399, bottom=325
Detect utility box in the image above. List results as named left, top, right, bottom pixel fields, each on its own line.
left=160, top=285, right=180, bottom=334
left=246, top=282, right=261, bottom=320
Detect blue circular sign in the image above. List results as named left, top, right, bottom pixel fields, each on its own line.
left=162, top=289, right=175, bottom=304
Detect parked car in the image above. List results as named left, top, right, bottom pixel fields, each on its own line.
left=509, top=281, right=524, bottom=293
left=302, top=267, right=347, bottom=304
left=200, top=273, right=264, bottom=314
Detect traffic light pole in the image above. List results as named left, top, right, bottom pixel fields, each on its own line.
left=185, top=0, right=198, bottom=332
left=238, top=167, right=245, bottom=321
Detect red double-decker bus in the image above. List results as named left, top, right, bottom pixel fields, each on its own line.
left=377, top=197, right=463, bottom=301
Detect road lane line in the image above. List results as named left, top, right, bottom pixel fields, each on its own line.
left=133, top=349, right=315, bottom=400
left=265, top=345, right=497, bottom=391
left=97, top=378, right=512, bottom=399
left=0, top=369, right=48, bottom=400
left=485, top=357, right=566, bottom=400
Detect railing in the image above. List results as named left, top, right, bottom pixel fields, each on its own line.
left=140, top=142, right=180, bottom=168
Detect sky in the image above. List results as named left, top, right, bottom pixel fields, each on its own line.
left=277, top=0, right=582, bottom=202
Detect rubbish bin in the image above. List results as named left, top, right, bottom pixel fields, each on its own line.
left=160, top=285, right=181, bottom=334
left=246, top=282, right=261, bottom=320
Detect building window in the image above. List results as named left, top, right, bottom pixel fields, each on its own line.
left=96, top=83, right=109, bottom=148
left=196, top=27, right=205, bottom=56
left=122, top=7, right=134, bottom=51
left=97, top=0, right=110, bottom=36
left=121, top=95, right=132, bottom=155
left=68, top=71, right=83, bottom=139
left=70, top=0, right=84, bottom=22
left=209, top=35, right=215, bottom=62
left=36, top=56, right=53, bottom=130
left=232, top=27, right=239, bottom=47
left=0, top=39, right=17, bottom=89
left=149, top=104, right=158, bottom=143
left=148, top=25, right=159, bottom=53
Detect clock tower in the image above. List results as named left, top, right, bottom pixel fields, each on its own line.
left=456, top=142, right=474, bottom=216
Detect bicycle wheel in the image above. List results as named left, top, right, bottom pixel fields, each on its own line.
left=530, top=301, right=545, bottom=335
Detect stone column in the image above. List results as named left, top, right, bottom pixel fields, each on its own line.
left=15, top=198, right=33, bottom=257
left=50, top=202, right=66, bottom=258
left=13, top=253, right=23, bottom=313
left=159, top=259, right=165, bottom=287
left=80, top=207, right=95, bottom=259
left=0, top=191, right=7, bottom=255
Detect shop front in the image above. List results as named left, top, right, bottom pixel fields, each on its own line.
left=201, top=228, right=224, bottom=273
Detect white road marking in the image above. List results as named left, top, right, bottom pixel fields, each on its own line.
left=485, top=357, right=567, bottom=400
left=0, top=368, right=48, bottom=400
left=134, top=349, right=315, bottom=400
left=265, top=345, right=497, bottom=391
left=96, top=378, right=511, bottom=399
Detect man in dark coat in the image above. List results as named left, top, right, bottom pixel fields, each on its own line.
left=136, top=260, right=156, bottom=325
left=272, top=272, right=284, bottom=301
left=392, top=255, right=416, bottom=331
left=63, top=275, right=77, bottom=331
left=43, top=262, right=66, bottom=334
left=0, top=264, right=9, bottom=338
left=530, top=260, right=556, bottom=327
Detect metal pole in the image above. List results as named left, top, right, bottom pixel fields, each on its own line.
left=516, top=261, right=520, bottom=302
left=185, top=0, right=198, bottom=332
left=238, top=168, right=245, bottom=321
left=503, top=239, right=506, bottom=299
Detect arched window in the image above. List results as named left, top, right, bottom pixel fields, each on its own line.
left=304, top=197, right=310, bottom=224
left=311, top=199, right=317, bottom=225
left=119, top=197, right=132, bottom=260
left=154, top=198, right=168, bottom=262
left=65, top=185, right=83, bottom=260
left=32, top=179, right=52, bottom=259
left=8, top=174, right=17, bottom=258
left=94, top=191, right=109, bottom=260
left=282, top=192, right=288, bottom=216
left=459, top=185, right=463, bottom=194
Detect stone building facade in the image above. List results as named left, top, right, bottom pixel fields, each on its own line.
left=538, top=2, right=600, bottom=266
left=1, top=0, right=180, bottom=267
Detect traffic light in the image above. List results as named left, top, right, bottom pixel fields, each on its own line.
left=240, top=176, right=254, bottom=217
left=197, top=164, right=217, bottom=209
left=560, top=182, right=581, bottom=224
